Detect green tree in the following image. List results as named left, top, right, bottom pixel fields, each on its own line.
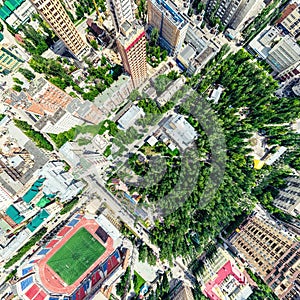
left=12, top=85, right=22, bottom=92
left=19, top=68, right=35, bottom=80
left=150, top=27, right=159, bottom=46
left=90, top=39, right=98, bottom=50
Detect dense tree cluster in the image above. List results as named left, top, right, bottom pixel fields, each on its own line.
left=14, top=119, right=53, bottom=151
left=75, top=0, right=106, bottom=20
left=19, top=68, right=35, bottom=81
left=29, top=55, right=121, bottom=100
left=133, top=49, right=300, bottom=262
left=138, top=243, right=157, bottom=266
left=116, top=267, right=131, bottom=296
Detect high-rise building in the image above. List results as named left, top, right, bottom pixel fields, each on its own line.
left=106, top=0, right=136, bottom=32
left=29, top=0, right=86, bottom=58
left=206, top=0, right=265, bottom=33
left=0, top=45, right=24, bottom=74
left=117, top=21, right=147, bottom=88
left=273, top=177, right=300, bottom=217
left=276, top=3, right=300, bottom=39
left=229, top=215, right=300, bottom=299
left=266, top=35, right=300, bottom=72
left=148, top=0, right=188, bottom=56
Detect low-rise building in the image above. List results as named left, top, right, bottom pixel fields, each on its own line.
left=34, top=108, right=84, bottom=134
left=0, top=45, right=24, bottom=74
left=273, top=176, right=300, bottom=217
left=163, top=114, right=197, bottom=150
left=117, top=105, right=145, bottom=130
left=199, top=247, right=253, bottom=300
left=38, top=161, right=85, bottom=202
left=156, top=77, right=185, bottom=107
left=4, top=0, right=35, bottom=29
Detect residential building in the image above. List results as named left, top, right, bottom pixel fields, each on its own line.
left=0, top=45, right=24, bottom=74
left=29, top=0, right=87, bottom=58
left=163, top=114, right=197, bottom=150
left=156, top=76, right=185, bottom=107
left=0, top=186, right=13, bottom=210
left=66, top=98, right=105, bottom=125
left=172, top=284, right=194, bottom=300
left=266, top=35, right=300, bottom=73
left=106, top=0, right=136, bottom=33
left=3, top=78, right=73, bottom=116
left=199, top=247, right=253, bottom=300
left=117, top=21, right=147, bottom=88
left=229, top=214, right=300, bottom=299
left=34, top=108, right=84, bottom=134
left=117, top=104, right=145, bottom=130
left=148, top=0, right=188, bottom=56
left=94, top=74, right=134, bottom=112
left=206, top=0, right=265, bottom=34
left=276, top=3, right=300, bottom=39
left=273, top=177, right=300, bottom=217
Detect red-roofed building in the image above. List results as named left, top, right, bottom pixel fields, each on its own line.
left=200, top=248, right=253, bottom=300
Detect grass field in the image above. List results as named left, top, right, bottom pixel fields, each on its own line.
left=47, top=227, right=106, bottom=285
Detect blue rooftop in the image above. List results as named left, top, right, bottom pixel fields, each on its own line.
left=155, top=0, right=183, bottom=23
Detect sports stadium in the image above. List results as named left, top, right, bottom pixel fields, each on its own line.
left=16, top=214, right=130, bottom=300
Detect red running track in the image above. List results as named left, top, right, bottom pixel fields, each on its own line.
left=37, top=218, right=114, bottom=295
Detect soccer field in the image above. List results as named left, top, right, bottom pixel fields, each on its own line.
left=47, top=227, right=106, bottom=285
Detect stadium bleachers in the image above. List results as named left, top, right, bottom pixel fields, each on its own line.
left=91, top=271, right=101, bottom=286
left=33, top=290, right=47, bottom=300
left=25, top=284, right=39, bottom=299
left=83, top=280, right=90, bottom=292
left=75, top=286, right=85, bottom=300
left=47, top=239, right=59, bottom=248
left=20, top=276, right=33, bottom=291
left=101, top=261, right=108, bottom=276
left=68, top=219, right=79, bottom=227
left=30, top=259, right=39, bottom=264
left=57, top=226, right=71, bottom=237
left=38, top=249, right=50, bottom=255
left=22, top=266, right=33, bottom=276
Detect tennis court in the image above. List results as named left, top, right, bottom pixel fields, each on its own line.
left=47, top=227, right=106, bottom=285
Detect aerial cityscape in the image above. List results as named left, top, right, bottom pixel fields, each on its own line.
left=0, top=0, right=299, bottom=299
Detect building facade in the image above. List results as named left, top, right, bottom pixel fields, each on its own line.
left=106, top=0, right=136, bottom=32
left=206, top=0, right=265, bottom=33
left=229, top=215, right=300, bottom=299
left=148, top=0, right=188, bottom=56
left=277, top=3, right=300, bottom=39
left=273, top=177, right=300, bottom=217
left=0, top=46, right=24, bottom=74
left=29, top=0, right=86, bottom=58
left=117, top=21, right=147, bottom=88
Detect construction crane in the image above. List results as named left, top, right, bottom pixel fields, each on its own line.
left=92, top=0, right=103, bottom=26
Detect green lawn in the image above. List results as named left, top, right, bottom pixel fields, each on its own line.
left=47, top=228, right=105, bottom=285
left=133, top=271, right=146, bottom=294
